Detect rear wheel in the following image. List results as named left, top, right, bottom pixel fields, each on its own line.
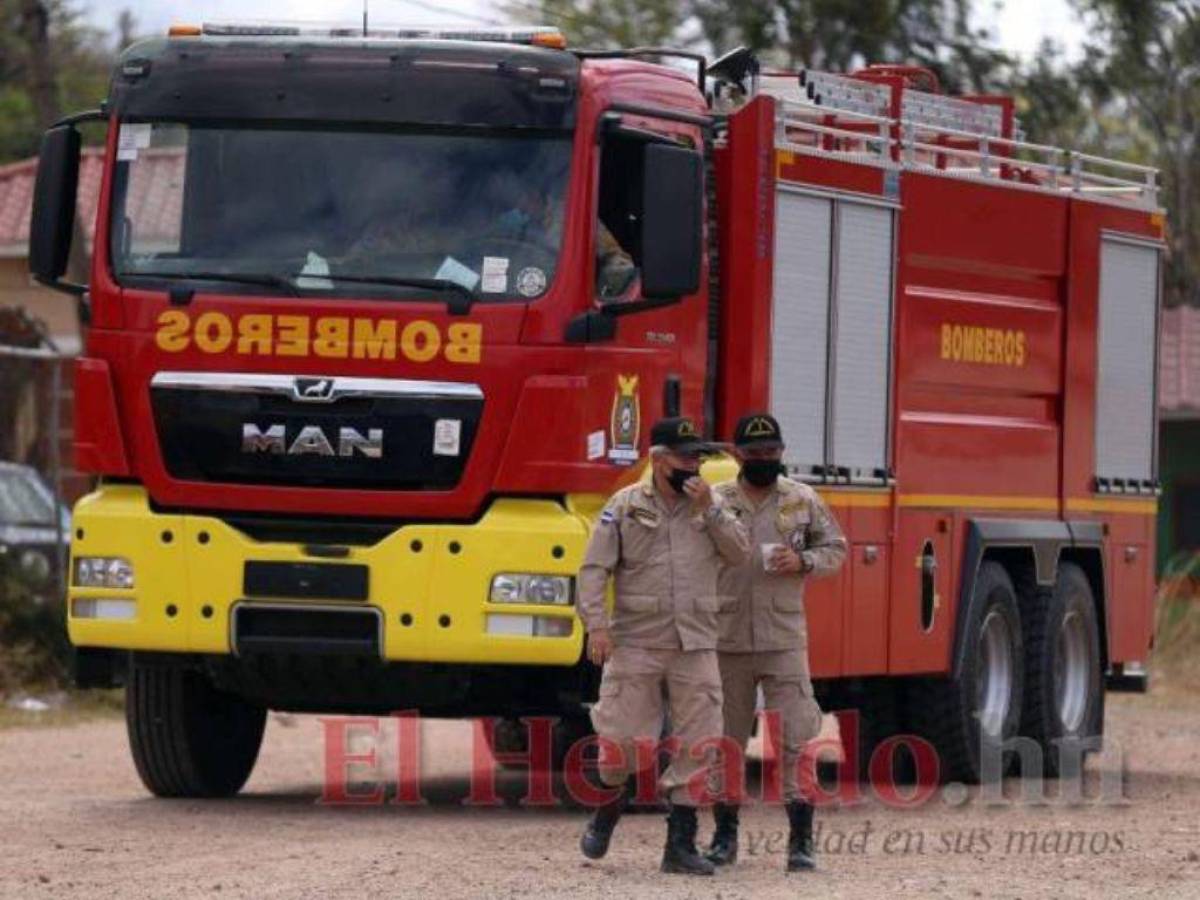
left=908, top=561, right=1024, bottom=783
left=126, top=660, right=266, bottom=798
left=820, top=679, right=912, bottom=783
left=1019, top=561, right=1103, bottom=777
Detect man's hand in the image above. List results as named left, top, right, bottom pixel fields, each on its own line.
left=682, top=475, right=713, bottom=512
left=767, top=546, right=805, bottom=575
left=588, top=628, right=614, bottom=666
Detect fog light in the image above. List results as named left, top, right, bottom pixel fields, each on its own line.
left=74, top=556, right=134, bottom=589
left=73, top=598, right=137, bottom=620
left=532, top=616, right=572, bottom=637
left=486, top=613, right=533, bottom=635
left=488, top=573, right=572, bottom=605
left=486, top=614, right=573, bottom=637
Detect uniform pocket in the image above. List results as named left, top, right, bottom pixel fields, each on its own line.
left=621, top=515, right=660, bottom=563
left=772, top=591, right=803, bottom=613
left=767, top=674, right=823, bottom=744
left=717, top=594, right=740, bottom=613
left=777, top=507, right=811, bottom=543
left=590, top=678, right=625, bottom=741
left=616, top=593, right=659, bottom=613
left=694, top=595, right=719, bottom=612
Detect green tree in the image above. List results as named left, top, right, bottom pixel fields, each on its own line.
left=504, top=0, right=690, bottom=48
left=0, top=1, right=112, bottom=162
left=1072, top=0, right=1198, bottom=307
left=692, top=0, right=1010, bottom=93
left=511, top=0, right=1011, bottom=91
left=690, top=0, right=780, bottom=58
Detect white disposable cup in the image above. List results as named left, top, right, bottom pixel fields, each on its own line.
left=761, top=543, right=784, bottom=572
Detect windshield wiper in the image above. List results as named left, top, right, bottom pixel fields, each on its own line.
left=318, top=274, right=477, bottom=315
left=120, top=270, right=300, bottom=302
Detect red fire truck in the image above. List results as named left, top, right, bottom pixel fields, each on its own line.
left=30, top=25, right=1161, bottom=796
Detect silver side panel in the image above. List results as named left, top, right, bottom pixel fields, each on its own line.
left=770, top=192, right=832, bottom=470
left=831, top=203, right=893, bottom=470
left=1095, top=237, right=1160, bottom=481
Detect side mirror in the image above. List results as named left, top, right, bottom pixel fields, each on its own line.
left=29, top=124, right=83, bottom=293
left=640, top=143, right=703, bottom=300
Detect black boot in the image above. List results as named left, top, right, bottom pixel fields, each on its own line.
left=660, top=804, right=716, bottom=876
left=705, top=803, right=739, bottom=866
left=785, top=801, right=816, bottom=872
left=580, top=787, right=627, bottom=860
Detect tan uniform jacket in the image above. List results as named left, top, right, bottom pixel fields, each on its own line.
left=577, top=481, right=750, bottom=651
left=714, top=476, right=847, bottom=653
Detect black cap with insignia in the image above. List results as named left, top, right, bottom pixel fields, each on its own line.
left=649, top=416, right=716, bottom=455
left=733, top=412, right=784, bottom=449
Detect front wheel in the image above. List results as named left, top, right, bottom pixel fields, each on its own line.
left=484, top=715, right=593, bottom=772
left=1019, top=562, right=1103, bottom=778
left=126, top=660, right=266, bottom=798
left=909, top=561, right=1025, bottom=783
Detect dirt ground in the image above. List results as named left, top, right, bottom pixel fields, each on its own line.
left=2, top=685, right=1199, bottom=899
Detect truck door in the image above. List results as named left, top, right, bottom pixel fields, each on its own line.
left=582, top=115, right=709, bottom=451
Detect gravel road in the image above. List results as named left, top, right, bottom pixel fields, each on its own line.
left=2, top=688, right=1199, bottom=899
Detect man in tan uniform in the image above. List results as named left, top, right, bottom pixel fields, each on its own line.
left=577, top=416, right=749, bottom=876
left=706, top=412, right=847, bottom=872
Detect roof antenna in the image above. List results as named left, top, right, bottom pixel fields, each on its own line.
left=362, top=0, right=368, bottom=36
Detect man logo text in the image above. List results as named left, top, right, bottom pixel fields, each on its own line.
left=242, top=424, right=383, bottom=458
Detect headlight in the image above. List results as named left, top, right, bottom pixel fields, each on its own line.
left=19, top=549, right=51, bottom=584
left=488, top=573, right=573, bottom=605
left=74, top=556, right=135, bottom=589
left=526, top=575, right=570, bottom=605
left=490, top=574, right=524, bottom=604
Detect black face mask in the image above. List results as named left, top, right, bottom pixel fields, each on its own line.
left=741, top=459, right=784, bottom=488
left=667, top=466, right=697, bottom=494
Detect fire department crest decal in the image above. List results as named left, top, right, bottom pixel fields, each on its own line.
left=607, top=374, right=640, bottom=466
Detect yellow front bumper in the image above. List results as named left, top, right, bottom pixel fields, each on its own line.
left=67, top=485, right=595, bottom=666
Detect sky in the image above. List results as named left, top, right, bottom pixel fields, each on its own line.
left=79, top=0, right=1090, bottom=62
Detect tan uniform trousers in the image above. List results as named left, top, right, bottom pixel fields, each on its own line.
left=589, top=646, right=723, bottom=806
left=718, top=648, right=823, bottom=802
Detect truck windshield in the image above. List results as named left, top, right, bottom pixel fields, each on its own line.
left=109, top=121, right=572, bottom=301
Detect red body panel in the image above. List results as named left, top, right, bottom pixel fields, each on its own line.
left=73, top=357, right=130, bottom=475
left=716, top=94, right=1160, bottom=676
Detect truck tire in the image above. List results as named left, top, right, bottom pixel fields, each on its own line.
left=485, top=716, right=593, bottom=772
left=126, top=661, right=266, bottom=798
left=1019, top=561, right=1103, bottom=778
left=820, top=679, right=911, bottom=784
left=908, top=561, right=1024, bottom=784
left=859, top=683, right=919, bottom=785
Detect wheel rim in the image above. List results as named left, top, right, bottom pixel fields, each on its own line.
left=1055, top=609, right=1091, bottom=733
left=977, top=607, right=1014, bottom=738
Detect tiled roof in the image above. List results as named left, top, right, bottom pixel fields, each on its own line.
left=1160, top=306, right=1200, bottom=414
left=0, top=156, right=41, bottom=256
left=0, top=147, right=181, bottom=258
